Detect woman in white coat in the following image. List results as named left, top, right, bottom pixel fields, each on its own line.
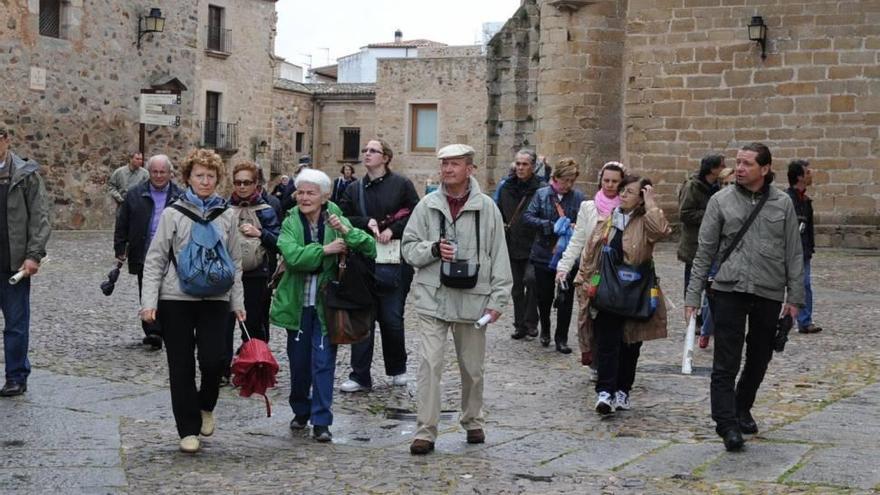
left=555, top=161, right=626, bottom=366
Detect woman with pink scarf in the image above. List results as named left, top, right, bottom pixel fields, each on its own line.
left=556, top=161, right=626, bottom=366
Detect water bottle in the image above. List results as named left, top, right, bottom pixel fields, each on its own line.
left=587, top=273, right=600, bottom=298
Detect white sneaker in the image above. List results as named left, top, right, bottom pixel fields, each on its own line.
left=391, top=374, right=408, bottom=386
left=340, top=379, right=367, bottom=393
left=614, top=391, right=631, bottom=411
left=200, top=410, right=214, bottom=436
left=179, top=435, right=200, bottom=453
left=595, top=391, right=614, bottom=415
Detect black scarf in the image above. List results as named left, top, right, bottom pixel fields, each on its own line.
left=299, top=205, right=327, bottom=274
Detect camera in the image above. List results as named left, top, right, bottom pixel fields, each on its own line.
left=774, top=314, right=793, bottom=353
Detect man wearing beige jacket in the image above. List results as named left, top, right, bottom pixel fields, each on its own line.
left=402, top=144, right=512, bottom=455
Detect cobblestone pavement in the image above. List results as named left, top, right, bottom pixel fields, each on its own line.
left=1, top=231, right=878, bottom=494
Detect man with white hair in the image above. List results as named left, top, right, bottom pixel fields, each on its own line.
left=114, top=154, right=183, bottom=349
left=402, top=144, right=513, bottom=455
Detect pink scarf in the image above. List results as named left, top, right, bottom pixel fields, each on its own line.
left=594, top=189, right=620, bottom=219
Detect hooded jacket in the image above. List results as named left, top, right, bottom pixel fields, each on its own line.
left=3, top=152, right=51, bottom=272
left=402, top=176, right=513, bottom=323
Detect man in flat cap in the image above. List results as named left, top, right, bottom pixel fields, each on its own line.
left=402, top=144, right=513, bottom=455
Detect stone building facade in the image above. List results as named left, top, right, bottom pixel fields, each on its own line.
left=0, top=0, right=277, bottom=229
left=375, top=53, right=489, bottom=191
left=489, top=0, right=880, bottom=248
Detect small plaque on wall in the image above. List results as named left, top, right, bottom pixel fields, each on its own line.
left=29, top=67, right=46, bottom=91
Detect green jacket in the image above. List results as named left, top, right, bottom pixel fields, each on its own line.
left=676, top=174, right=714, bottom=263
left=4, top=152, right=51, bottom=272
left=269, top=202, right=376, bottom=334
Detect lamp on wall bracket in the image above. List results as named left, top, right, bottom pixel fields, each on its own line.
left=253, top=139, right=269, bottom=160
left=748, top=15, right=767, bottom=60
left=137, top=8, right=166, bottom=49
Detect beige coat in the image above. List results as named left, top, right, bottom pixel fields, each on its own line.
left=575, top=207, right=672, bottom=344
left=402, top=177, right=513, bottom=323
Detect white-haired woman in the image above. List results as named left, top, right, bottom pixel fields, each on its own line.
left=269, top=168, right=375, bottom=442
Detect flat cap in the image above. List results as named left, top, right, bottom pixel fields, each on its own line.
left=437, top=144, right=475, bottom=160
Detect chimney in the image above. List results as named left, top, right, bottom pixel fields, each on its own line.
left=394, top=29, right=403, bottom=43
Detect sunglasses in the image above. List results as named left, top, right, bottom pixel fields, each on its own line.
left=361, top=147, right=384, bottom=155
left=233, top=180, right=255, bottom=187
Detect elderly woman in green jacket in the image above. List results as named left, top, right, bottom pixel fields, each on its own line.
left=269, top=169, right=376, bottom=443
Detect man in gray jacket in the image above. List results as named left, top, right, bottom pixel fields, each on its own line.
left=108, top=152, right=148, bottom=205
left=685, top=142, right=803, bottom=452
left=0, top=126, right=52, bottom=397
left=402, top=144, right=512, bottom=455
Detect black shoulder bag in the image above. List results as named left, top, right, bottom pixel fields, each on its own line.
left=706, top=187, right=770, bottom=293
left=591, top=221, right=658, bottom=321
left=439, top=210, right=481, bottom=289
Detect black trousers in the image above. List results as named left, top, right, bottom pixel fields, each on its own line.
left=709, top=291, right=780, bottom=436
left=593, top=310, right=643, bottom=394
left=533, top=264, right=575, bottom=344
left=159, top=299, right=228, bottom=438
left=510, top=259, right=538, bottom=333
left=136, top=271, right=162, bottom=338
left=224, top=276, right=270, bottom=367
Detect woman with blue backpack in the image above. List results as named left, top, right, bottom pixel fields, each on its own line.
left=141, top=148, right=245, bottom=454
left=270, top=168, right=376, bottom=443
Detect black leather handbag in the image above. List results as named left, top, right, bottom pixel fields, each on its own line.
left=438, top=210, right=480, bottom=289
left=592, top=245, right=657, bottom=321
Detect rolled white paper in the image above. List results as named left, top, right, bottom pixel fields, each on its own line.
left=682, top=315, right=696, bottom=375
left=8, top=270, right=27, bottom=285
left=474, top=314, right=492, bottom=328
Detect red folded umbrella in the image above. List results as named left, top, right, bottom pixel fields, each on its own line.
left=231, top=321, right=279, bottom=417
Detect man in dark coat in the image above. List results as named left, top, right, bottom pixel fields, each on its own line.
left=787, top=159, right=822, bottom=334
left=496, top=149, right=544, bottom=340
left=678, top=153, right=725, bottom=293
left=113, top=154, right=183, bottom=349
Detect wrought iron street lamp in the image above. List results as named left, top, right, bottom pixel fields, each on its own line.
left=748, top=15, right=767, bottom=60
left=137, top=8, right=166, bottom=49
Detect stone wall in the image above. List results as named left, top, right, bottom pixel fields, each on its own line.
left=486, top=1, right=541, bottom=188
left=312, top=98, right=376, bottom=174
left=375, top=56, right=489, bottom=193
left=270, top=84, right=314, bottom=177
left=194, top=0, right=277, bottom=172
left=0, top=0, right=277, bottom=229
left=621, top=0, right=880, bottom=244
left=0, top=0, right=201, bottom=229
left=535, top=0, right=627, bottom=187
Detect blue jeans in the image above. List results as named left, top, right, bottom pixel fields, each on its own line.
left=797, top=257, right=813, bottom=329
left=1, top=273, right=31, bottom=383
left=288, top=307, right=338, bottom=426
left=348, top=263, right=413, bottom=388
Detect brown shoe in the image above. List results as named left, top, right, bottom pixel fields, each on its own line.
left=466, top=428, right=485, bottom=444
left=798, top=324, right=823, bottom=334
left=410, top=439, right=435, bottom=455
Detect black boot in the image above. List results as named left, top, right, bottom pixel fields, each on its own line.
left=511, top=328, right=528, bottom=340
left=540, top=330, right=550, bottom=347
left=555, top=342, right=572, bottom=354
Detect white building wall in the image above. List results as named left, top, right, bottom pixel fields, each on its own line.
left=338, top=47, right=415, bottom=83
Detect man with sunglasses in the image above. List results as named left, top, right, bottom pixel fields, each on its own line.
left=337, top=139, right=419, bottom=393
left=113, top=154, right=183, bottom=350
left=0, top=126, right=51, bottom=397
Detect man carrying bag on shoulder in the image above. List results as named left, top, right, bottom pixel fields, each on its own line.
left=685, top=143, right=804, bottom=452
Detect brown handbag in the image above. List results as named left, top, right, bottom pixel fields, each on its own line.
left=322, top=253, right=374, bottom=345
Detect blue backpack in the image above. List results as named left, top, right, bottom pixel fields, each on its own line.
left=169, top=203, right=236, bottom=297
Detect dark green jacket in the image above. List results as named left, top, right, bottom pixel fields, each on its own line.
left=269, top=202, right=376, bottom=334
left=4, top=152, right=51, bottom=272
left=676, top=174, right=713, bottom=264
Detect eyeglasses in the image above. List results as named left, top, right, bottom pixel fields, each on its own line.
left=233, top=180, right=255, bottom=187
left=514, top=161, right=531, bottom=166
left=361, top=147, right=384, bottom=155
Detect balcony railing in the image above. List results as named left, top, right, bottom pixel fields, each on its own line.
left=200, top=120, right=238, bottom=152
left=206, top=26, right=231, bottom=54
